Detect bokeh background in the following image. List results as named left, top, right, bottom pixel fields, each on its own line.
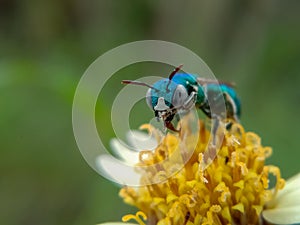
left=1, top=0, right=300, bottom=224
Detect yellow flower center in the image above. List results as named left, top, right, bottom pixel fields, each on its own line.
left=119, top=120, right=285, bottom=225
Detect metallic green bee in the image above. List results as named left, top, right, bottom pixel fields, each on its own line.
left=122, top=65, right=241, bottom=135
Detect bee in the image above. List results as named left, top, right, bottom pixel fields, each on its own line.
left=122, top=65, right=241, bottom=136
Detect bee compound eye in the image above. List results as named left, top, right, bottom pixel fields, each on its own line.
left=172, top=85, right=188, bottom=107
left=146, top=88, right=153, bottom=110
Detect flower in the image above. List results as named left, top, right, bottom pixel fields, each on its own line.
left=97, top=118, right=300, bottom=225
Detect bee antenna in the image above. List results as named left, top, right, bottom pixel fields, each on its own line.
left=166, top=64, right=183, bottom=92
left=169, top=64, right=183, bottom=80
left=121, top=80, right=159, bottom=92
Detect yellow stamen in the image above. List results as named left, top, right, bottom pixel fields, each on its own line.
left=122, top=211, right=147, bottom=225
left=120, top=119, right=285, bottom=225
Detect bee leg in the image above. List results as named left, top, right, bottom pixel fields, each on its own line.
left=203, top=116, right=220, bottom=165
left=182, top=92, right=197, bottom=110
left=225, top=121, right=233, bottom=130
left=184, top=211, right=190, bottom=225
left=165, top=121, right=180, bottom=133
left=211, top=116, right=220, bottom=146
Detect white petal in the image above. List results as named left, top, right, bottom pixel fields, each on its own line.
left=276, top=173, right=300, bottom=200
left=275, top=188, right=300, bottom=208
left=268, top=173, right=300, bottom=208
left=263, top=173, right=300, bottom=224
left=110, top=139, right=139, bottom=164
left=95, top=155, right=141, bottom=186
left=96, top=223, right=137, bottom=225
left=262, top=206, right=300, bottom=225
left=126, top=130, right=157, bottom=151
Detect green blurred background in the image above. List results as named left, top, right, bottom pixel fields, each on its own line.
left=1, top=0, right=300, bottom=224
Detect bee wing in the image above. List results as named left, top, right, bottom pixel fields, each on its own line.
left=197, top=77, right=236, bottom=87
